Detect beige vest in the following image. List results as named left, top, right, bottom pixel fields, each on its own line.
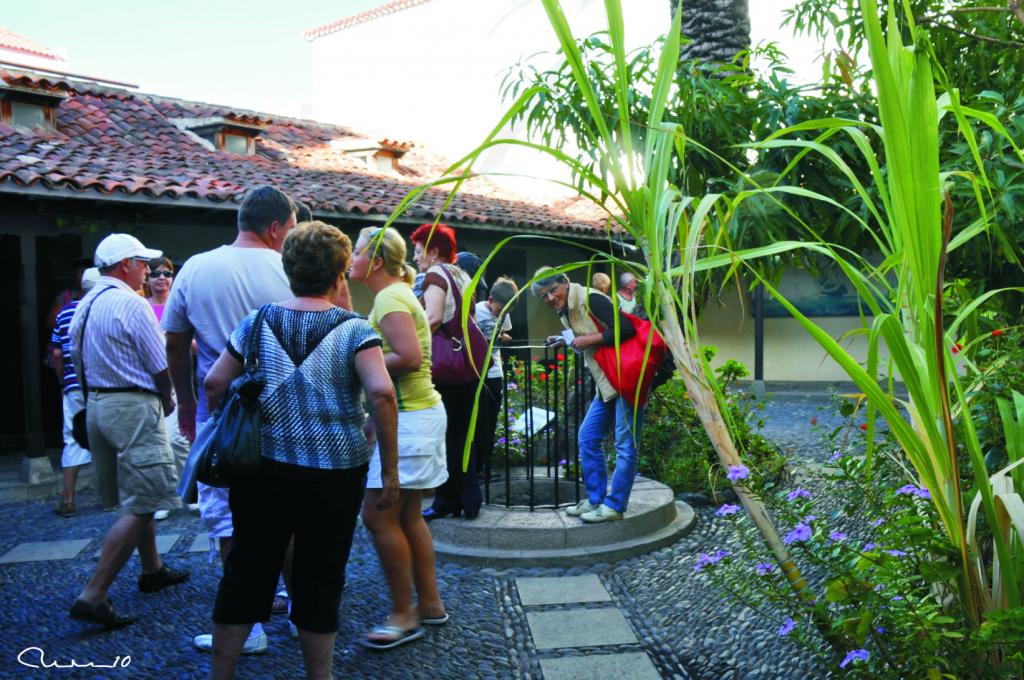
left=561, top=283, right=617, bottom=402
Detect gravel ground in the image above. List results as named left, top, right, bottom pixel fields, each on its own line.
left=0, top=394, right=843, bottom=679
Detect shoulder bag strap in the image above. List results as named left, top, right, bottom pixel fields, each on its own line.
left=244, top=305, right=269, bottom=374
left=77, top=286, right=116, bottom=394
left=438, top=265, right=466, bottom=335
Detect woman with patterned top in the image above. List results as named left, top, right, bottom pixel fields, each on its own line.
left=349, top=226, right=449, bottom=650
left=411, top=223, right=484, bottom=521
left=203, top=222, right=399, bottom=680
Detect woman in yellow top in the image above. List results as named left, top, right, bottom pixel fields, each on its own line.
left=348, top=226, right=449, bottom=650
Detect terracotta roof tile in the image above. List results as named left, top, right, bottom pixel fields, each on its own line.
left=303, top=1, right=432, bottom=41
left=0, top=27, right=65, bottom=62
left=0, top=66, right=607, bottom=235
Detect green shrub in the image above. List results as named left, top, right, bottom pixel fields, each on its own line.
left=639, top=372, right=784, bottom=495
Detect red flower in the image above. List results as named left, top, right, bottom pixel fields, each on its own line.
left=951, top=343, right=963, bottom=354
left=539, top=372, right=547, bottom=381
left=859, top=423, right=868, bottom=431
left=556, top=353, right=566, bottom=361
left=992, top=329, right=1004, bottom=337
left=810, top=417, right=818, bottom=426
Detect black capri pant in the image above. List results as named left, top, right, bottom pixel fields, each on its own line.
left=212, top=464, right=367, bottom=634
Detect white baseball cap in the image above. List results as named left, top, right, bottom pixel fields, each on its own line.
left=94, top=233, right=162, bottom=268
left=81, top=267, right=100, bottom=290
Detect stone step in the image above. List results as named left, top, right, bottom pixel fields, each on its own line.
left=432, top=501, right=695, bottom=567
left=428, top=475, right=679, bottom=553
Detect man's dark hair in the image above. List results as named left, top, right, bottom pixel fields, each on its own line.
left=294, top=200, right=313, bottom=223
left=238, top=186, right=295, bottom=234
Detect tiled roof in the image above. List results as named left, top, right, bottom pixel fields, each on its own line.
left=0, top=27, right=65, bottom=61
left=303, top=0, right=432, bottom=41
left=0, top=67, right=609, bottom=235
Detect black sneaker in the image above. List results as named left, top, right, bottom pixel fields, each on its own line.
left=138, top=564, right=190, bottom=593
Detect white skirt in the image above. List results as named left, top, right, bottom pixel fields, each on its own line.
left=366, top=402, right=448, bottom=490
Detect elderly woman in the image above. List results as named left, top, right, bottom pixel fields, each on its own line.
left=204, top=221, right=399, bottom=680
left=349, top=226, right=449, bottom=649
left=410, top=223, right=483, bottom=521
left=532, top=266, right=643, bottom=524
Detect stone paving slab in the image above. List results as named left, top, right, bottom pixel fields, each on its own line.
left=517, top=574, right=612, bottom=606
left=92, top=533, right=180, bottom=558
left=527, top=608, right=637, bottom=649
left=540, top=652, right=662, bottom=680
left=0, top=538, right=92, bottom=564
left=187, top=534, right=210, bottom=553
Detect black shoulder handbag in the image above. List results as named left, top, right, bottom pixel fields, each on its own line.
left=71, top=286, right=115, bottom=450
left=195, top=305, right=269, bottom=487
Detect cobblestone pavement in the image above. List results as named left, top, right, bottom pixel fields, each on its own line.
left=0, top=395, right=836, bottom=679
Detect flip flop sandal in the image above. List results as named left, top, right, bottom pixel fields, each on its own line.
left=420, top=612, right=450, bottom=626
left=272, top=590, right=289, bottom=614
left=360, top=624, right=425, bottom=651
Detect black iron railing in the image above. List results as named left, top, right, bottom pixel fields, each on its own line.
left=479, top=342, right=595, bottom=510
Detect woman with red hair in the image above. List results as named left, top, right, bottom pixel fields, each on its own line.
left=409, top=223, right=482, bottom=521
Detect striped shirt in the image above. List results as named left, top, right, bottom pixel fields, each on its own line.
left=69, top=277, right=168, bottom=391
left=50, top=299, right=82, bottom=393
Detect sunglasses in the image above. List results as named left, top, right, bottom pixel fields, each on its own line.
left=148, top=270, right=174, bottom=279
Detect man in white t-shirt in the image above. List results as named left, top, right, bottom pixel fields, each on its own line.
left=473, top=277, right=517, bottom=481
left=162, top=185, right=295, bottom=655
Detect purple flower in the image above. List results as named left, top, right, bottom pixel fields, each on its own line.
left=755, top=561, right=775, bottom=576
left=864, top=542, right=876, bottom=551
left=787, top=487, right=812, bottom=502
left=715, top=504, right=740, bottom=517
left=498, top=437, right=506, bottom=445
left=891, top=595, right=904, bottom=601
left=784, top=523, right=812, bottom=545
left=829, top=531, right=847, bottom=542
left=558, top=459, right=568, bottom=466
left=875, top=626, right=886, bottom=634
left=896, top=484, right=931, bottom=499
left=693, top=549, right=731, bottom=572
left=829, top=449, right=844, bottom=462
left=804, top=515, right=818, bottom=523
left=777, top=618, right=795, bottom=636
left=840, top=649, right=869, bottom=668
left=726, top=464, right=750, bottom=481
left=884, top=549, right=907, bottom=557
left=508, top=383, right=518, bottom=391
left=870, top=518, right=885, bottom=527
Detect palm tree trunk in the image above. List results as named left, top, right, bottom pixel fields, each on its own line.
left=669, top=0, right=751, bottom=63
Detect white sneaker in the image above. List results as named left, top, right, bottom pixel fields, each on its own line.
left=565, top=499, right=596, bottom=517
left=289, top=622, right=298, bottom=639
left=154, top=510, right=170, bottom=521
left=186, top=503, right=200, bottom=512
left=193, top=632, right=268, bottom=655
left=581, top=504, right=623, bottom=523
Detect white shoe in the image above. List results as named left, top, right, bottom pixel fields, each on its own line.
left=186, top=503, right=200, bottom=512
left=193, top=632, right=268, bottom=655
left=565, top=499, right=596, bottom=517
left=581, top=504, right=623, bottom=523
left=289, top=622, right=298, bottom=639
left=154, top=510, right=170, bottom=521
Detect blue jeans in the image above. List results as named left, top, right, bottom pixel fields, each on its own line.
left=577, top=395, right=645, bottom=513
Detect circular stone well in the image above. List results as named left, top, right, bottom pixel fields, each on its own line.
left=425, top=474, right=695, bottom=567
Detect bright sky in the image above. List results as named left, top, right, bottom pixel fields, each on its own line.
left=3, top=1, right=823, bottom=123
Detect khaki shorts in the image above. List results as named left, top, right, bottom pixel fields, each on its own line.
left=86, top=391, right=181, bottom=516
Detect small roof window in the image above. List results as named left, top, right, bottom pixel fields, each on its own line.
left=0, top=85, right=63, bottom=130
left=171, top=116, right=265, bottom=155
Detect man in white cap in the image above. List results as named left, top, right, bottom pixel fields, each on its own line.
left=67, top=233, right=189, bottom=628
left=50, top=267, right=112, bottom=517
